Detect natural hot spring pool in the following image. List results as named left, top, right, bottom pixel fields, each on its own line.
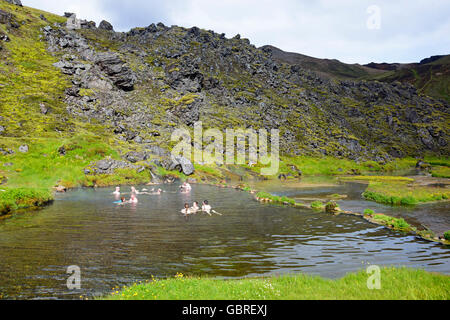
left=0, top=184, right=449, bottom=299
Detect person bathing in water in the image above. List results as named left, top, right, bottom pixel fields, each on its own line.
left=181, top=203, right=193, bottom=215
left=129, top=194, right=138, bottom=203
left=112, top=187, right=121, bottom=195
left=180, top=182, right=192, bottom=193
left=190, top=201, right=200, bottom=213
left=131, top=186, right=140, bottom=195
left=202, top=200, right=222, bottom=216
left=115, top=197, right=127, bottom=205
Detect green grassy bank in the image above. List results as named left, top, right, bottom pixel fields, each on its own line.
left=103, top=267, right=449, bottom=300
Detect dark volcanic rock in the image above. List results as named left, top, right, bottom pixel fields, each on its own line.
left=35, top=14, right=449, bottom=162
left=39, top=103, right=49, bottom=114
left=4, top=0, right=22, bottom=6
left=124, top=151, right=148, bottom=163
left=95, top=52, right=136, bottom=90
left=86, top=158, right=144, bottom=175
left=146, top=146, right=169, bottom=157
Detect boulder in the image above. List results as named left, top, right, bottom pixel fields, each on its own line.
left=55, top=186, right=67, bottom=193
left=39, top=103, right=49, bottom=115
left=0, top=10, right=12, bottom=25
left=80, top=20, right=96, bottom=29
left=95, top=52, right=136, bottom=91
left=58, top=146, right=66, bottom=156
left=18, top=145, right=29, bottom=153
left=325, top=201, right=340, bottom=213
left=124, top=151, right=147, bottom=163
left=86, top=158, right=144, bottom=175
left=0, top=32, right=10, bottom=42
left=171, top=156, right=195, bottom=176
left=146, top=145, right=169, bottom=157
left=66, top=13, right=81, bottom=30
left=416, top=160, right=431, bottom=171
left=98, top=20, right=114, bottom=31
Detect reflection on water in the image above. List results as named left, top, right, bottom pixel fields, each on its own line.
left=0, top=184, right=449, bottom=299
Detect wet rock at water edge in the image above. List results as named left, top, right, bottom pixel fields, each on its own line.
left=416, top=160, right=431, bottom=171
left=54, top=185, right=67, bottom=193
left=146, top=145, right=169, bottom=157
left=325, top=201, right=340, bottom=213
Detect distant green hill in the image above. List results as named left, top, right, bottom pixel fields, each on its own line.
left=261, top=45, right=449, bottom=103
left=260, top=45, right=384, bottom=80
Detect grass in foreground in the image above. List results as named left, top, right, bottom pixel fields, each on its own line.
left=104, top=267, right=450, bottom=300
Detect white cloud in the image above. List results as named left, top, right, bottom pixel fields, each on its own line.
left=25, top=0, right=108, bottom=23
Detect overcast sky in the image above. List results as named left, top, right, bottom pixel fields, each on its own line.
left=24, top=0, right=450, bottom=64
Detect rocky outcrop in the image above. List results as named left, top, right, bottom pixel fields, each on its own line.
left=37, top=10, right=449, bottom=162
left=0, top=8, right=18, bottom=28
left=65, top=13, right=96, bottom=30
left=85, top=158, right=144, bottom=175
left=98, top=20, right=114, bottom=31
left=65, top=13, right=81, bottom=30
left=172, top=156, right=195, bottom=176
left=94, top=52, right=136, bottom=91
left=4, top=0, right=22, bottom=6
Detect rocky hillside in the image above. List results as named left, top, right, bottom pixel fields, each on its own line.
left=0, top=1, right=449, bottom=167
left=364, top=55, right=450, bottom=103
left=262, top=45, right=450, bottom=104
